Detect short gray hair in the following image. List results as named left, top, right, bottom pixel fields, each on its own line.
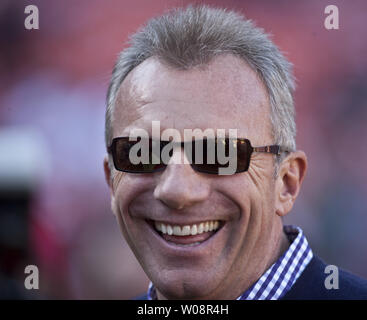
left=105, top=5, right=296, bottom=169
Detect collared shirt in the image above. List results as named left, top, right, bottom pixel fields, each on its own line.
left=147, top=225, right=313, bottom=300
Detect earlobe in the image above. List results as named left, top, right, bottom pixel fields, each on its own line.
left=275, top=151, right=307, bottom=217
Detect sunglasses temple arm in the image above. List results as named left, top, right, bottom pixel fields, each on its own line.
left=253, top=145, right=290, bottom=155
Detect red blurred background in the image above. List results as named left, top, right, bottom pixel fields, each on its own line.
left=0, top=0, right=366, bottom=299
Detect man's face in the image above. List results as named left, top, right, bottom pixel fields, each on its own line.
left=107, top=54, right=284, bottom=299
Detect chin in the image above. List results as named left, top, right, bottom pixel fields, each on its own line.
left=153, top=270, right=221, bottom=300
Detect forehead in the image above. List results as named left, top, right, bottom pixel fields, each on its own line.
left=112, top=54, right=272, bottom=145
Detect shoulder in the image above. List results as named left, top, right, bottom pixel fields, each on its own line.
left=282, top=255, right=367, bottom=300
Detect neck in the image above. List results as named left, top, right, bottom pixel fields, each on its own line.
left=228, top=223, right=290, bottom=300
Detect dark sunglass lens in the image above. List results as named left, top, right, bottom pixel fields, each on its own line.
left=236, top=139, right=251, bottom=172
left=113, top=139, right=133, bottom=171
left=195, top=139, right=220, bottom=174
left=112, top=138, right=251, bottom=174
left=114, top=138, right=166, bottom=173
left=191, top=138, right=250, bottom=174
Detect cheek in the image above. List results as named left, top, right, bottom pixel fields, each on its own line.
left=214, top=174, right=259, bottom=213
left=111, top=190, right=132, bottom=245
left=242, top=180, right=278, bottom=258
left=114, top=207, right=129, bottom=241
left=218, top=173, right=276, bottom=241
left=247, top=165, right=276, bottom=206
left=110, top=175, right=138, bottom=241
left=112, top=188, right=148, bottom=265
left=111, top=174, right=156, bottom=241
left=112, top=172, right=150, bottom=213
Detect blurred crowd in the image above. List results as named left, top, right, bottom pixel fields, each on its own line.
left=0, top=0, right=366, bottom=299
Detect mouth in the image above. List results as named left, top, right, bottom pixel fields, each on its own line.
left=147, top=219, right=224, bottom=247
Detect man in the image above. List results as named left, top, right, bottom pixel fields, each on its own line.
left=103, top=6, right=367, bottom=299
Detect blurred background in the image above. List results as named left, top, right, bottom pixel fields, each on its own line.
left=0, top=0, right=366, bottom=299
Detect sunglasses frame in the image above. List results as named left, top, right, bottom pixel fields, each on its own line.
left=107, top=137, right=290, bottom=174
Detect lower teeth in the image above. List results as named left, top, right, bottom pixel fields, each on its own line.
left=167, top=241, right=202, bottom=247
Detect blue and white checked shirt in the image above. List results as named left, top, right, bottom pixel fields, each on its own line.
left=147, top=225, right=313, bottom=300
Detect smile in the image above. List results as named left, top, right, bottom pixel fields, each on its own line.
left=149, top=220, right=223, bottom=247
left=154, top=220, right=220, bottom=236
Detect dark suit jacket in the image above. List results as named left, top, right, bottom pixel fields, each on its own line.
left=281, top=255, right=367, bottom=299
left=136, top=255, right=367, bottom=300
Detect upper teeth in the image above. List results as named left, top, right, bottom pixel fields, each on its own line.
left=154, top=221, right=220, bottom=236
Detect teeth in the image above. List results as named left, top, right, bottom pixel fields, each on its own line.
left=161, top=224, right=167, bottom=234
left=167, top=241, right=203, bottom=247
left=182, top=226, right=191, bottom=236
left=191, top=225, right=197, bottom=236
left=167, top=225, right=173, bottom=235
left=154, top=220, right=221, bottom=236
left=204, top=222, right=209, bottom=232
left=173, top=226, right=181, bottom=236
left=155, top=221, right=162, bottom=232
left=198, top=223, right=204, bottom=234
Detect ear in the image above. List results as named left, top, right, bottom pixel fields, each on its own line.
left=104, top=155, right=119, bottom=216
left=274, top=151, right=307, bottom=217
left=103, top=155, right=114, bottom=194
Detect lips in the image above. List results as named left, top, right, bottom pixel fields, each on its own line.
left=149, top=220, right=222, bottom=246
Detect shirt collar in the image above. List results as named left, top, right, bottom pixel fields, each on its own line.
left=147, top=225, right=313, bottom=300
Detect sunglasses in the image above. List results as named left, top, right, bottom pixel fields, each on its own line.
left=107, top=137, right=289, bottom=175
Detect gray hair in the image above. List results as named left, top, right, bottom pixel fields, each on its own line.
left=105, top=5, right=296, bottom=172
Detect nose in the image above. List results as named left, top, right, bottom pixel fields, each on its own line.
left=153, top=147, right=210, bottom=210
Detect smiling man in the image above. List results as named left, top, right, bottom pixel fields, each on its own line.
left=103, top=6, right=367, bottom=300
